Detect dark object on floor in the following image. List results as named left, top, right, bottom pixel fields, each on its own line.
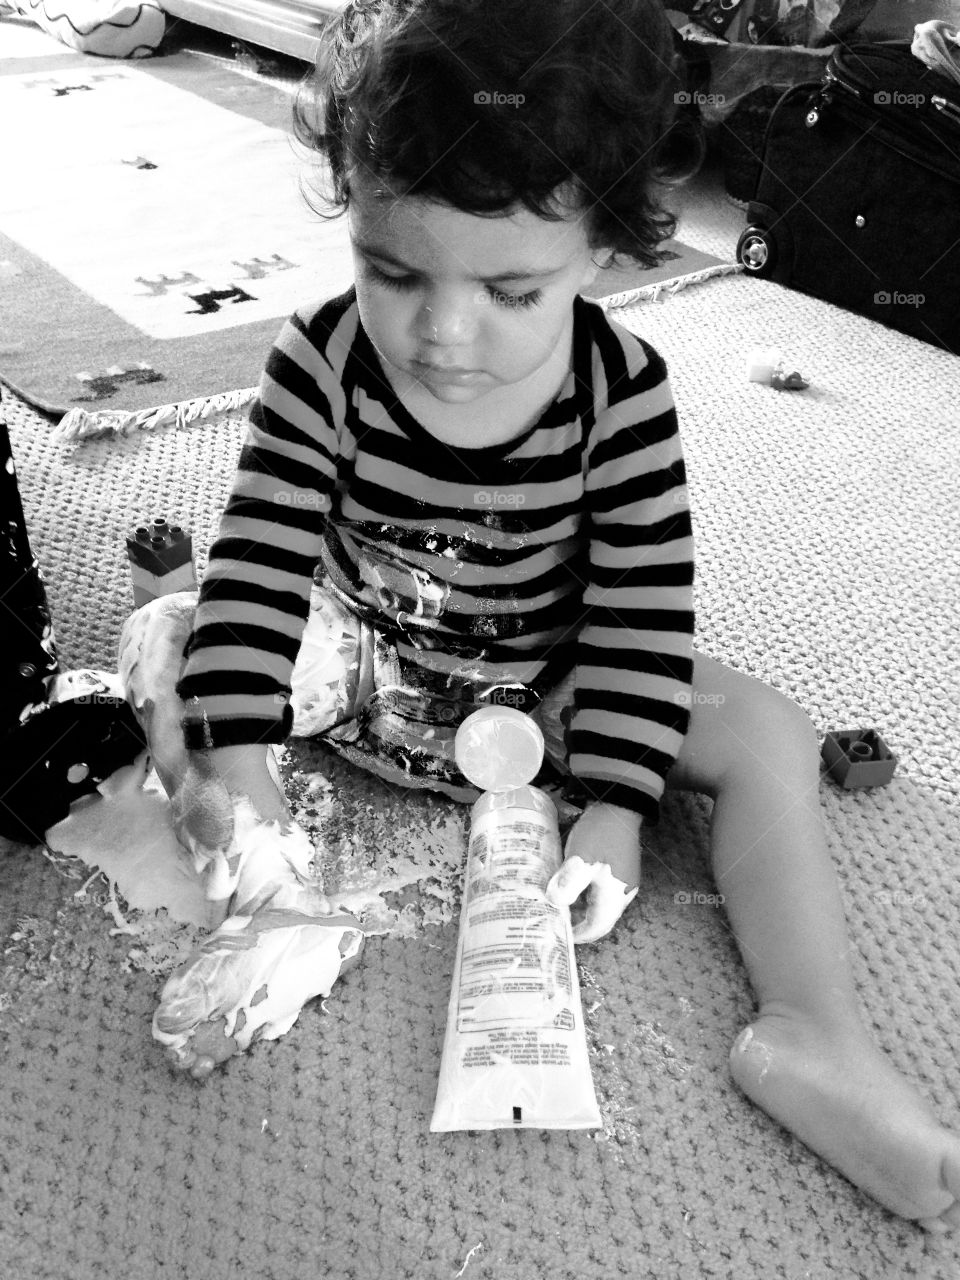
left=821, top=729, right=898, bottom=789
left=771, top=368, right=809, bottom=390
left=0, top=697, right=146, bottom=846
left=735, top=41, right=960, bottom=352
left=0, top=395, right=60, bottom=742
left=0, top=391, right=146, bottom=846
left=126, top=517, right=198, bottom=607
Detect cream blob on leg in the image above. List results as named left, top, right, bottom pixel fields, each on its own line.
left=119, top=595, right=366, bottom=1079
left=152, top=801, right=365, bottom=1079
left=119, top=592, right=250, bottom=917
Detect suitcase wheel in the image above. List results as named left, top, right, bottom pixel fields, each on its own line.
left=736, top=226, right=776, bottom=276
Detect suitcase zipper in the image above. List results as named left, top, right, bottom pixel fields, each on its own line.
left=817, top=63, right=960, bottom=134
left=804, top=65, right=860, bottom=126
left=932, top=95, right=960, bottom=128
left=804, top=66, right=960, bottom=182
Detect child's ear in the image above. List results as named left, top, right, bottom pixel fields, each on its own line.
left=579, top=262, right=600, bottom=291
left=579, top=251, right=611, bottom=292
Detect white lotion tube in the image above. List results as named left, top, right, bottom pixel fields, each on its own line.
left=430, top=708, right=601, bottom=1131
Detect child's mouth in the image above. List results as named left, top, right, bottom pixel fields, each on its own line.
left=413, top=361, right=485, bottom=387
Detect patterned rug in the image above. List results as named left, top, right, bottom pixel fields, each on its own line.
left=0, top=41, right=351, bottom=417
left=3, top=234, right=960, bottom=1276
left=0, top=28, right=733, bottom=432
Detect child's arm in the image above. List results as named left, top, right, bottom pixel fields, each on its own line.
left=570, top=334, right=694, bottom=825
left=547, top=801, right=640, bottom=944
left=170, top=303, right=346, bottom=853
left=176, top=302, right=345, bottom=754
left=551, top=324, right=694, bottom=940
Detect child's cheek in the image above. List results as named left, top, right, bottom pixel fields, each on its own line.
left=358, top=284, right=412, bottom=362
left=492, top=306, right=563, bottom=370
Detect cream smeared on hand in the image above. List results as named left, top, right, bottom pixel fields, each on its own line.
left=546, top=855, right=638, bottom=944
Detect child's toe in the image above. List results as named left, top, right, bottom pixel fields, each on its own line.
left=161, top=1016, right=239, bottom=1080
left=919, top=1152, right=960, bottom=1232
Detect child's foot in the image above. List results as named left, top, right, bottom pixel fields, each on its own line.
left=154, top=901, right=364, bottom=1081
left=730, top=1009, right=960, bottom=1230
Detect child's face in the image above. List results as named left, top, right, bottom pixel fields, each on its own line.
left=347, top=172, right=600, bottom=406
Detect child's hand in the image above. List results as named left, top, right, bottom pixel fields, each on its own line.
left=174, top=744, right=291, bottom=859
left=546, top=801, right=641, bottom=944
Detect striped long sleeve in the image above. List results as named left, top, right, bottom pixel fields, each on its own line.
left=176, top=306, right=345, bottom=747
left=176, top=288, right=695, bottom=821
left=569, top=320, right=695, bottom=819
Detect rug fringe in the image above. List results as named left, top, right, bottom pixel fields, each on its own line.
left=597, top=261, right=743, bottom=310
left=54, top=386, right=259, bottom=442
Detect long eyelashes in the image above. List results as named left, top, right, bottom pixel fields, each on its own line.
left=486, top=286, right=544, bottom=310
left=364, top=263, right=544, bottom=309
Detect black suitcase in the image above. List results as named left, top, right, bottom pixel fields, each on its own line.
left=735, top=42, right=960, bottom=354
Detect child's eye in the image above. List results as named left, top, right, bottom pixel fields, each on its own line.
left=488, top=287, right=543, bottom=309
left=364, top=262, right=542, bottom=309
left=366, top=263, right=417, bottom=291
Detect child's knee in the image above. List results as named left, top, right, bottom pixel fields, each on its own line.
left=118, top=590, right=199, bottom=712
left=119, top=590, right=198, bottom=664
left=723, top=677, right=818, bottom=780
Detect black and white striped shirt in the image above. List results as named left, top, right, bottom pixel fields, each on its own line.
left=179, top=288, right=695, bottom=821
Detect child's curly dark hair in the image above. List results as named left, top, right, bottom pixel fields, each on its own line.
left=293, top=0, right=703, bottom=268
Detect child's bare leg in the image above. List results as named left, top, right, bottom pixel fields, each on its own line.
left=119, top=594, right=364, bottom=1081
left=665, top=652, right=960, bottom=1230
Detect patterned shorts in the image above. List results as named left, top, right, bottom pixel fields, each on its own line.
left=288, top=582, right=576, bottom=803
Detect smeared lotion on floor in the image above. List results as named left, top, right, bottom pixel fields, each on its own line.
left=431, top=707, right=601, bottom=1131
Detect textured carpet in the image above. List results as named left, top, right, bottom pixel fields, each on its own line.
left=3, top=160, right=960, bottom=1274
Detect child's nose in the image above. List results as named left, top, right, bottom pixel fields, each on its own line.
left=417, top=293, right=476, bottom=348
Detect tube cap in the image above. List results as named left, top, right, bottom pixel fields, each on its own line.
left=455, top=706, right=544, bottom=792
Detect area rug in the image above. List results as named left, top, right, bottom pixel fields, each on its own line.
left=0, top=35, right=735, bottom=433
left=3, top=254, right=960, bottom=1278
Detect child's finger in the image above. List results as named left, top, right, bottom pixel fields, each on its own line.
left=570, top=877, right=639, bottom=945
left=545, top=854, right=595, bottom=907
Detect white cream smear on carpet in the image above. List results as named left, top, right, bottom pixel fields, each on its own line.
left=44, top=744, right=469, bottom=976
left=41, top=743, right=640, bottom=1140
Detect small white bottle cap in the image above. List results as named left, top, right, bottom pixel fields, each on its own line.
left=455, top=705, right=545, bottom=792
left=746, top=345, right=782, bottom=383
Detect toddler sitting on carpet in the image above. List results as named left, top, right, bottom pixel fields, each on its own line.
left=123, top=0, right=960, bottom=1231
